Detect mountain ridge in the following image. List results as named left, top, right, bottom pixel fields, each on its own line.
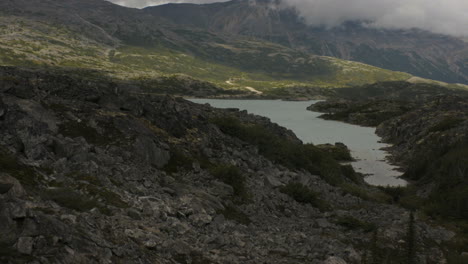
left=145, top=0, right=468, bottom=84
left=0, top=0, right=418, bottom=95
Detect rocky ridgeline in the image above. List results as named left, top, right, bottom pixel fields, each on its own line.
left=0, top=67, right=453, bottom=263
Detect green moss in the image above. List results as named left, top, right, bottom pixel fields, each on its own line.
left=58, top=119, right=124, bottom=146
left=83, top=184, right=129, bottom=209
left=377, top=186, right=425, bottom=210
left=217, top=205, right=251, bottom=225
left=45, top=184, right=128, bottom=214
left=280, top=182, right=330, bottom=212
left=341, top=165, right=362, bottom=184
left=418, top=144, right=468, bottom=219
left=164, top=149, right=194, bottom=174
left=447, top=252, right=468, bottom=264
left=42, top=102, right=69, bottom=113
left=335, top=215, right=376, bottom=232
left=316, top=144, right=353, bottom=161
left=209, top=164, right=249, bottom=202
left=429, top=117, right=464, bottom=132
left=341, top=183, right=390, bottom=203
left=44, top=187, right=99, bottom=212
left=0, top=148, right=42, bottom=187
left=378, top=186, right=407, bottom=204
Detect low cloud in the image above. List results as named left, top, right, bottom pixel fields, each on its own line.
left=281, top=0, right=468, bottom=36
left=107, top=0, right=468, bottom=36
left=107, top=0, right=226, bottom=8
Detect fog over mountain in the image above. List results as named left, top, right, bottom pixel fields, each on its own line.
left=108, top=0, right=226, bottom=8
left=108, top=0, right=468, bottom=37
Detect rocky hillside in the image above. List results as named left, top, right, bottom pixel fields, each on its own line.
left=0, top=67, right=456, bottom=263
left=308, top=84, right=468, bottom=262
left=308, top=81, right=468, bottom=126
left=146, top=0, right=468, bottom=84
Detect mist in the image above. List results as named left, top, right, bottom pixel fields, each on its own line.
left=281, top=0, right=468, bottom=36
left=107, top=0, right=227, bottom=8
left=107, top=0, right=468, bottom=36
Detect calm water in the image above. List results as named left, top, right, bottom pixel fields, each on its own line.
left=190, top=99, right=407, bottom=187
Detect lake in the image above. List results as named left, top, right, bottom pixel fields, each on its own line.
left=190, top=99, right=407, bottom=187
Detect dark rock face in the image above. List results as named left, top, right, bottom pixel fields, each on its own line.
left=0, top=66, right=453, bottom=263
left=0, top=96, right=6, bottom=118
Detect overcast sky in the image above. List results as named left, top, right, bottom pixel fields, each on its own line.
left=107, top=0, right=468, bottom=36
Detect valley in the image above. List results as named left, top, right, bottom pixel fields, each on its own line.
left=1, top=0, right=468, bottom=263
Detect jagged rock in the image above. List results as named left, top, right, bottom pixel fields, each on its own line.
left=344, top=247, right=361, bottom=264
left=189, top=213, right=212, bottom=227
left=124, top=229, right=145, bottom=240
left=264, top=174, right=282, bottom=188
left=170, top=240, right=192, bottom=257
left=144, top=240, right=157, bottom=249
left=316, top=218, right=332, bottom=228
left=16, top=237, right=34, bottom=255
left=324, top=256, right=347, bottom=264
left=127, top=209, right=142, bottom=220
left=210, top=181, right=234, bottom=197
left=134, top=136, right=170, bottom=168
left=60, top=215, right=77, bottom=224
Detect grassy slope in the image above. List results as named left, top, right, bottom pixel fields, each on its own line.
left=0, top=16, right=412, bottom=94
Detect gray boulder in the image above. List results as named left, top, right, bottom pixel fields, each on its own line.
left=0, top=173, right=26, bottom=198
left=134, top=136, right=170, bottom=168
left=16, top=237, right=34, bottom=255
left=324, top=256, right=347, bottom=264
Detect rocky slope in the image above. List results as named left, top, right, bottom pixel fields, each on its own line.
left=0, top=67, right=456, bottom=263
left=146, top=0, right=468, bottom=85
left=308, top=81, right=468, bottom=126
left=308, top=83, right=468, bottom=260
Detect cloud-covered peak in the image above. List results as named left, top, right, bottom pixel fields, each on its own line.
left=281, top=0, right=467, bottom=37
left=107, top=0, right=227, bottom=8
left=107, top=0, right=468, bottom=36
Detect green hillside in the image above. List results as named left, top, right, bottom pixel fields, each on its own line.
left=0, top=16, right=412, bottom=95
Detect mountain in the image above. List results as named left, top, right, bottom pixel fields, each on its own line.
left=0, top=0, right=420, bottom=96
left=145, top=0, right=468, bottom=85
